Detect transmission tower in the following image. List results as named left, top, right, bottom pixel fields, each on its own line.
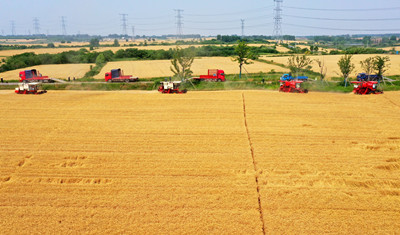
left=241, top=19, right=245, bottom=37
left=273, top=0, right=283, bottom=42
left=10, top=21, right=15, bottom=35
left=131, top=26, right=135, bottom=41
left=174, top=9, right=183, bottom=38
left=120, top=14, right=128, bottom=36
left=33, top=17, right=40, bottom=35
left=61, top=16, right=67, bottom=35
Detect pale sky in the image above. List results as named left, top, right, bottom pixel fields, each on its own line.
left=0, top=0, right=399, bottom=36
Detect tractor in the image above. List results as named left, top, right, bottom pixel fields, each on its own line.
left=15, top=82, right=47, bottom=95
left=351, top=81, right=383, bottom=95
left=158, top=81, right=187, bottom=94
left=279, top=80, right=308, bottom=93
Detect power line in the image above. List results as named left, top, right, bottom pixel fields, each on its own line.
left=283, top=14, right=400, bottom=21
left=283, top=23, right=400, bottom=32
left=283, top=5, right=400, bottom=11
left=184, top=6, right=273, bottom=17
left=174, top=9, right=183, bottom=37
left=132, top=26, right=135, bottom=41
left=273, top=0, right=283, bottom=40
left=33, top=18, right=40, bottom=35
left=241, top=19, right=245, bottom=37
left=120, top=13, right=128, bottom=35
left=10, top=21, right=15, bottom=35
left=61, top=16, right=67, bottom=35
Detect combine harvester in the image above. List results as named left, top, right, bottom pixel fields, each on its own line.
left=193, top=69, right=225, bottom=82
left=105, top=69, right=138, bottom=82
left=279, top=73, right=308, bottom=93
left=279, top=80, right=308, bottom=93
left=15, top=82, right=47, bottom=95
left=158, top=81, right=187, bottom=94
left=19, top=69, right=53, bottom=83
left=351, top=81, right=383, bottom=95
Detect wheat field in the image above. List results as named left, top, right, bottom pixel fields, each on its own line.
left=94, top=57, right=289, bottom=79
left=262, top=54, right=400, bottom=79
left=0, top=64, right=94, bottom=80
left=0, top=45, right=202, bottom=57
left=0, top=90, right=399, bottom=234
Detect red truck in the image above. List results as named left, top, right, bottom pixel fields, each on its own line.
left=193, top=69, right=225, bottom=82
left=19, top=69, right=52, bottom=83
left=105, top=69, right=138, bottom=82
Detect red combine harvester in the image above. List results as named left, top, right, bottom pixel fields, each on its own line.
left=158, top=81, right=187, bottom=94
left=15, top=83, right=47, bottom=95
left=351, top=81, right=383, bottom=95
left=19, top=69, right=52, bottom=83
left=193, top=69, right=225, bottom=82
left=105, top=69, right=138, bottom=82
left=279, top=80, right=308, bottom=93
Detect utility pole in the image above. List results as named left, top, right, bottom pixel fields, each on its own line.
left=33, top=17, right=40, bottom=35
left=273, top=0, right=283, bottom=43
left=61, top=16, right=67, bottom=35
left=174, top=9, right=183, bottom=38
left=11, top=21, right=15, bottom=36
left=241, top=19, right=245, bottom=38
left=131, top=26, right=135, bottom=41
left=120, top=14, right=128, bottom=36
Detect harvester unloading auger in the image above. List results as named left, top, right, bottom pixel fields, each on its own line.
left=158, top=81, right=187, bottom=94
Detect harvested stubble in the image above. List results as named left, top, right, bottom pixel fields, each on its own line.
left=0, top=64, right=94, bottom=81
left=95, top=57, right=289, bottom=79
left=0, top=90, right=399, bottom=234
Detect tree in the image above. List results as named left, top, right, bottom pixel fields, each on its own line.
left=170, top=47, right=195, bottom=80
left=233, top=40, right=253, bottom=78
left=95, top=53, right=106, bottom=65
left=287, top=55, right=312, bottom=77
left=113, top=39, right=120, bottom=47
left=337, top=54, right=355, bottom=87
left=314, top=59, right=327, bottom=81
left=89, top=38, right=100, bottom=48
left=373, top=56, right=390, bottom=84
left=360, top=57, right=374, bottom=80
left=47, top=43, right=55, bottom=48
left=362, top=36, right=371, bottom=47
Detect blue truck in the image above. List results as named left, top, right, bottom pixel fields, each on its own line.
left=357, top=73, right=380, bottom=81
left=280, top=73, right=308, bottom=81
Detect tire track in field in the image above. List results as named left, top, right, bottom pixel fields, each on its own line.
left=242, top=92, right=266, bottom=235
left=383, top=96, right=400, bottom=109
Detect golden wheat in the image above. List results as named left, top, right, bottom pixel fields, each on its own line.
left=0, top=90, right=399, bottom=233
left=0, top=64, right=94, bottom=80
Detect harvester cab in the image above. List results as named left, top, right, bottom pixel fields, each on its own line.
left=15, top=82, right=47, bottom=95
left=279, top=80, right=308, bottom=93
left=158, top=81, right=187, bottom=94
left=351, top=81, right=383, bottom=95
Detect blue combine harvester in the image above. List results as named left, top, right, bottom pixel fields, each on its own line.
left=280, top=73, right=308, bottom=81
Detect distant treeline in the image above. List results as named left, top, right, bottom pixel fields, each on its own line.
left=0, top=46, right=279, bottom=72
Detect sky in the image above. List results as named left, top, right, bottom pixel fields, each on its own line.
left=0, top=0, right=400, bottom=37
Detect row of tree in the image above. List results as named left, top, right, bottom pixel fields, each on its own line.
left=286, top=54, right=390, bottom=84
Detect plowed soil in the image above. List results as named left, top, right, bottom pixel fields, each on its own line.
left=0, top=90, right=399, bottom=234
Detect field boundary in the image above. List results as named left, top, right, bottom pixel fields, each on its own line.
left=242, top=92, right=266, bottom=235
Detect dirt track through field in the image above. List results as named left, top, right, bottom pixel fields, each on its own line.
left=242, top=93, right=266, bottom=235
left=0, top=90, right=399, bottom=234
